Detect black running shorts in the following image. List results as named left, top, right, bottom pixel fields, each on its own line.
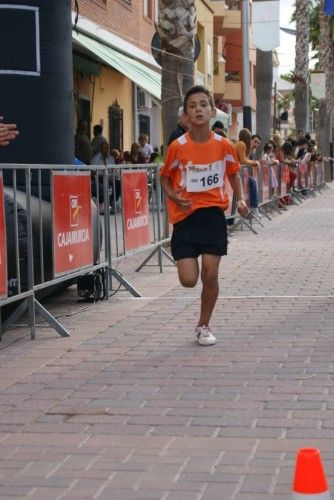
left=171, top=207, right=228, bottom=261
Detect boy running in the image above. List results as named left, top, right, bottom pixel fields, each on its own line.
left=160, top=85, right=248, bottom=346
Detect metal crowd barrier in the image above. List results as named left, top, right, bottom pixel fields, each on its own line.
left=231, top=160, right=328, bottom=235
left=0, top=160, right=329, bottom=340
left=0, top=163, right=174, bottom=339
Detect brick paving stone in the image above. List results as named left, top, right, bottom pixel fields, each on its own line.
left=0, top=186, right=334, bottom=498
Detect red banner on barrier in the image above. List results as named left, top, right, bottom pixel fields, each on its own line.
left=261, top=165, right=270, bottom=203
left=299, top=163, right=306, bottom=187
left=122, top=171, right=150, bottom=252
left=52, top=172, right=93, bottom=277
left=280, top=164, right=290, bottom=196
left=0, top=174, right=7, bottom=299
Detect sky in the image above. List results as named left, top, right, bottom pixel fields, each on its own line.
left=278, top=0, right=316, bottom=76
left=278, top=0, right=296, bottom=75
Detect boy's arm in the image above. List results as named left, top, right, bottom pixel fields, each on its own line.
left=227, top=172, right=248, bottom=217
left=160, top=175, right=192, bottom=212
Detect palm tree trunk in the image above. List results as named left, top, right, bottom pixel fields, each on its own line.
left=255, top=49, right=273, bottom=150
left=157, top=0, right=196, bottom=150
left=294, top=0, right=309, bottom=132
left=317, top=0, right=334, bottom=178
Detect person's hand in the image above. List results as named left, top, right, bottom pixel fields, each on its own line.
left=170, top=188, right=192, bottom=212
left=252, top=160, right=260, bottom=167
left=237, top=199, right=248, bottom=218
left=0, top=118, right=19, bottom=146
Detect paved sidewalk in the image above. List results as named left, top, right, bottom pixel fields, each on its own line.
left=1, top=186, right=334, bottom=499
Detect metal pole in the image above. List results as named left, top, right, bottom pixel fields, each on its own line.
left=242, top=0, right=252, bottom=130
left=25, top=168, right=36, bottom=340
left=273, top=81, right=277, bottom=134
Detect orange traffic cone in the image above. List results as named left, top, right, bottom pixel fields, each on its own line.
left=293, top=448, right=331, bottom=499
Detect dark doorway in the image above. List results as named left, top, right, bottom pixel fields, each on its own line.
left=109, top=100, right=124, bottom=151
left=77, top=97, right=91, bottom=139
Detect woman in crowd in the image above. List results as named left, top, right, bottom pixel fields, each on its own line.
left=271, top=134, right=284, bottom=162
left=234, top=128, right=261, bottom=218
left=303, top=143, right=317, bottom=187
left=124, top=143, right=146, bottom=164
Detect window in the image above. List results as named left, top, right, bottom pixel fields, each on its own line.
left=144, top=0, right=152, bottom=18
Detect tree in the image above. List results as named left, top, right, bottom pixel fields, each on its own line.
left=294, top=0, right=310, bottom=131
left=157, top=0, right=196, bottom=151
left=317, top=0, right=334, bottom=170
left=255, top=49, right=273, bottom=148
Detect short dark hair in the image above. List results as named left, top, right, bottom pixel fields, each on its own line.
left=93, top=124, right=103, bottom=135
left=212, top=120, right=225, bottom=131
left=183, top=85, right=214, bottom=112
left=252, top=134, right=261, bottom=141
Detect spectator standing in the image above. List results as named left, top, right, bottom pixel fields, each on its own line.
left=74, top=119, right=92, bottom=165
left=91, top=124, right=107, bottom=157
left=272, top=134, right=284, bottom=162
left=167, top=106, right=190, bottom=145
left=211, top=120, right=227, bottom=138
left=261, top=142, right=279, bottom=196
left=138, top=133, right=153, bottom=162
left=303, top=143, right=317, bottom=186
left=124, top=143, right=146, bottom=164
left=90, top=141, right=116, bottom=215
left=281, top=141, right=299, bottom=196
left=250, top=134, right=262, bottom=160
left=91, top=141, right=115, bottom=167
left=160, top=85, right=248, bottom=346
left=295, top=139, right=308, bottom=160
left=234, top=128, right=261, bottom=218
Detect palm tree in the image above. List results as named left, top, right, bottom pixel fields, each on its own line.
left=255, top=49, right=273, bottom=149
left=157, top=0, right=196, bottom=149
left=317, top=0, right=334, bottom=162
left=294, top=0, right=309, bottom=131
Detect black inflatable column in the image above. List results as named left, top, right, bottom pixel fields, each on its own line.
left=0, top=0, right=74, bottom=166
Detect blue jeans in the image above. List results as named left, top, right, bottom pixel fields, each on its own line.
left=249, top=176, right=259, bottom=209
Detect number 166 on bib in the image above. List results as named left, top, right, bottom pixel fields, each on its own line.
left=186, top=165, right=223, bottom=193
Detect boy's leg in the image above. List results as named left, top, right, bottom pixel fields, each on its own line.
left=177, top=258, right=199, bottom=288
left=198, top=254, right=221, bottom=326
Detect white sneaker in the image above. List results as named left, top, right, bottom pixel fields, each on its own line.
left=195, top=325, right=217, bottom=346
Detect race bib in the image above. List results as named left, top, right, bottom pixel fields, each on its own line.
left=186, top=162, right=224, bottom=192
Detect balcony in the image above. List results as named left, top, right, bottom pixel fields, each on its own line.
left=223, top=8, right=241, bottom=32
left=213, top=60, right=226, bottom=95
left=211, top=0, right=226, bottom=17
left=224, top=81, right=241, bottom=101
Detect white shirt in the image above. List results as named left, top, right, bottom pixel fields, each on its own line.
left=91, top=153, right=115, bottom=166
left=138, top=143, right=153, bottom=160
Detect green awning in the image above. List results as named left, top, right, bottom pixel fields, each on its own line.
left=72, top=31, right=161, bottom=100
left=73, top=53, right=101, bottom=76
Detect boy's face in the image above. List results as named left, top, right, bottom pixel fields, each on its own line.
left=185, top=92, right=215, bottom=127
